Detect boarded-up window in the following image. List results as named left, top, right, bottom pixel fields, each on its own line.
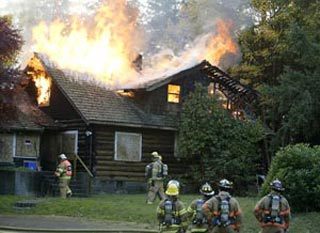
left=15, top=133, right=40, bottom=158
left=167, top=84, right=181, bottom=103
left=60, top=130, right=78, bottom=156
left=0, top=133, right=14, bottom=162
left=115, top=132, right=142, bottom=161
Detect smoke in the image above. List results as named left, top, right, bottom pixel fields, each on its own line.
left=1, top=0, right=252, bottom=62
left=0, top=0, right=102, bottom=64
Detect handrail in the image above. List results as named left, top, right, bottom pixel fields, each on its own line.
left=74, top=154, right=94, bottom=178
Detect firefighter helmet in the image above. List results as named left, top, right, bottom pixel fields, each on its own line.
left=270, top=179, right=284, bottom=191
left=167, top=180, right=180, bottom=190
left=165, top=183, right=179, bottom=196
left=200, top=182, right=214, bottom=196
left=59, top=154, right=67, bottom=160
left=151, top=151, right=161, bottom=159
left=218, top=179, right=233, bottom=189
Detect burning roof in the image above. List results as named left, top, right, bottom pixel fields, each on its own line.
left=25, top=53, right=177, bottom=129
left=0, top=89, right=58, bottom=132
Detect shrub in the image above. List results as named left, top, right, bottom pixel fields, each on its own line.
left=261, top=143, right=320, bottom=212
left=178, top=84, right=265, bottom=195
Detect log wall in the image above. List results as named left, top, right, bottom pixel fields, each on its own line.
left=93, top=125, right=187, bottom=182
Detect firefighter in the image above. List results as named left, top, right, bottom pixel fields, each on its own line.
left=202, top=179, right=242, bottom=233
left=54, top=154, right=72, bottom=198
left=254, top=179, right=291, bottom=233
left=157, top=182, right=188, bottom=233
left=187, top=182, right=215, bottom=233
left=146, top=151, right=167, bottom=204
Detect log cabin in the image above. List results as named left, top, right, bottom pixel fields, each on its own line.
left=22, top=53, right=258, bottom=193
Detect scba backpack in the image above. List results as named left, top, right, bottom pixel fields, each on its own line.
left=145, top=162, right=168, bottom=179
left=145, top=163, right=153, bottom=179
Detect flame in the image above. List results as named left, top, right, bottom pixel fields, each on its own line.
left=33, top=74, right=51, bottom=106
left=31, top=0, right=140, bottom=86
left=31, top=0, right=238, bottom=89
left=26, top=57, right=52, bottom=106
left=205, top=19, right=239, bottom=65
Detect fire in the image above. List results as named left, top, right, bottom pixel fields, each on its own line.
left=205, top=19, right=239, bottom=65
left=31, top=0, right=238, bottom=89
left=26, top=56, right=52, bottom=106
left=33, top=74, right=51, bottom=106
left=31, top=0, right=141, bottom=87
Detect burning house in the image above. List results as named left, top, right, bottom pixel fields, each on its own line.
left=21, top=52, right=258, bottom=194
left=0, top=1, right=259, bottom=194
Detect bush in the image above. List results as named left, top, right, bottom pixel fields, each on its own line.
left=261, top=143, right=320, bottom=212
left=178, top=84, right=265, bottom=195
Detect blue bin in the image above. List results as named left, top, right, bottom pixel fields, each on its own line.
left=23, top=160, right=37, bottom=171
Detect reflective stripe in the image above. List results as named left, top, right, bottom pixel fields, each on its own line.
left=190, top=228, right=208, bottom=232
left=179, top=208, right=187, bottom=215
left=187, top=206, right=194, bottom=212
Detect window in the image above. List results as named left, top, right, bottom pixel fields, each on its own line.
left=167, top=84, right=181, bottom=103
left=15, top=133, right=40, bottom=158
left=115, top=132, right=142, bottom=161
left=60, top=130, right=78, bottom=156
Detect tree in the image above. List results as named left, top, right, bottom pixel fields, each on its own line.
left=230, top=1, right=320, bottom=158
left=178, top=84, right=264, bottom=194
left=0, top=16, right=24, bottom=106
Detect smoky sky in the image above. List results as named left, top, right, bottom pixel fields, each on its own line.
left=0, top=0, right=253, bottom=65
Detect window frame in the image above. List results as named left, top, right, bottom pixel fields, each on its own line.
left=13, top=133, right=40, bottom=158
left=60, top=130, right=78, bottom=155
left=114, top=131, right=142, bottom=162
left=167, top=84, right=181, bottom=104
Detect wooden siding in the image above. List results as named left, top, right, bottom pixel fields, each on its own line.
left=93, top=125, right=187, bottom=182
left=130, top=72, right=210, bottom=116
left=0, top=133, right=14, bottom=163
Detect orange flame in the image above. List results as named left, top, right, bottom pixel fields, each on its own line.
left=32, top=74, right=52, bottom=106
left=31, top=0, right=141, bottom=87
left=205, top=19, right=239, bottom=65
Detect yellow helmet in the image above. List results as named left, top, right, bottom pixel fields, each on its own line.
left=165, top=183, right=179, bottom=196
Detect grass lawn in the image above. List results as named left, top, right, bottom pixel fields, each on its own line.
left=0, top=194, right=319, bottom=233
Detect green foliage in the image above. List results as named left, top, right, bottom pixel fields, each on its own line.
left=230, top=0, right=320, bottom=156
left=178, top=84, right=265, bottom=194
left=262, top=144, right=320, bottom=212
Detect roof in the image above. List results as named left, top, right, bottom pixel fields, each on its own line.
left=136, top=62, right=206, bottom=91
left=34, top=54, right=177, bottom=130
left=124, top=60, right=259, bottom=116
left=0, top=91, right=58, bottom=132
